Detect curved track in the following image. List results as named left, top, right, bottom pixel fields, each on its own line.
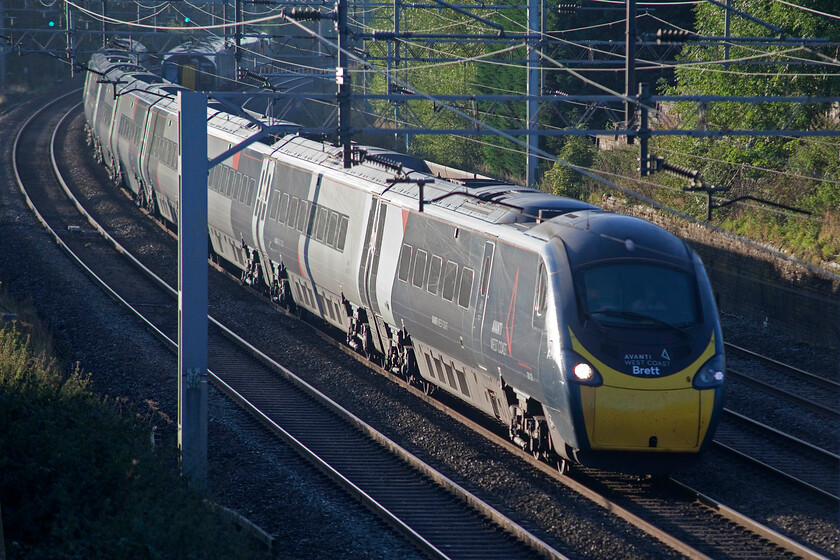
left=12, top=95, right=836, bottom=560
left=15, top=94, right=569, bottom=560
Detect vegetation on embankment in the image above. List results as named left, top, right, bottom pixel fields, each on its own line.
left=0, top=289, right=269, bottom=560
left=364, top=0, right=840, bottom=270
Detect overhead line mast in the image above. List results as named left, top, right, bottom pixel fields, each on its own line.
left=6, top=0, right=836, bottom=214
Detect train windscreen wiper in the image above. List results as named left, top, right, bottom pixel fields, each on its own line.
left=591, top=309, right=688, bottom=338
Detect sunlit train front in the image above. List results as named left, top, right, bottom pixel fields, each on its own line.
left=536, top=211, right=725, bottom=473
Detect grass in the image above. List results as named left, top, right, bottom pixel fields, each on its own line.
left=0, top=288, right=271, bottom=560
left=542, top=144, right=840, bottom=270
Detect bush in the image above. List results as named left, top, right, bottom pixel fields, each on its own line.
left=0, top=327, right=269, bottom=560
left=542, top=135, right=598, bottom=201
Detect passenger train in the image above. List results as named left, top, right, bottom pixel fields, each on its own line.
left=160, top=35, right=279, bottom=91
left=83, top=47, right=725, bottom=474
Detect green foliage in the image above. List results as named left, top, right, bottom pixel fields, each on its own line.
left=542, top=135, right=597, bottom=200
left=364, top=5, right=485, bottom=169
left=364, top=0, right=839, bottom=265
left=0, top=327, right=269, bottom=560
left=650, top=0, right=840, bottom=265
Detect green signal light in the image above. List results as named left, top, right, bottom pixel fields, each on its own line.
left=184, top=17, right=191, bottom=23
left=48, top=21, right=55, bottom=27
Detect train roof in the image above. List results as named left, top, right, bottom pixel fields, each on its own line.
left=163, top=34, right=270, bottom=58
left=106, top=38, right=147, bottom=53
left=533, top=210, right=693, bottom=266
left=86, top=47, right=683, bottom=256
left=266, top=134, right=601, bottom=227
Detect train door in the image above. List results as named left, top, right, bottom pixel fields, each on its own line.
left=472, top=241, right=496, bottom=361
left=360, top=197, right=389, bottom=354
left=251, top=158, right=275, bottom=277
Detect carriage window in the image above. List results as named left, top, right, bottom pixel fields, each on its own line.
left=534, top=262, right=547, bottom=316
left=288, top=197, right=299, bottom=228
left=269, top=192, right=279, bottom=220
left=427, top=255, right=442, bottom=295
left=458, top=268, right=474, bottom=309
left=412, top=250, right=428, bottom=288
left=247, top=178, right=256, bottom=206
left=208, top=167, right=217, bottom=191
left=233, top=174, right=243, bottom=202
left=221, top=167, right=231, bottom=197
left=442, top=261, right=458, bottom=302
left=337, top=216, right=349, bottom=251
left=398, top=244, right=413, bottom=282
left=297, top=200, right=309, bottom=233
left=307, top=204, right=318, bottom=236
left=316, top=207, right=329, bottom=242
left=278, top=193, right=290, bottom=224
left=239, top=175, right=249, bottom=203
left=326, top=212, right=339, bottom=247
left=480, top=255, right=491, bottom=296
left=229, top=171, right=237, bottom=198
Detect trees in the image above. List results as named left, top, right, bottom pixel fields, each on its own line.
left=653, top=0, right=839, bottom=262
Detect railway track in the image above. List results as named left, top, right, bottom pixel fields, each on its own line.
left=726, top=341, right=839, bottom=420
left=16, top=93, right=566, bottom=560
left=715, top=410, right=839, bottom=500
left=716, top=340, right=839, bottom=501
left=11, top=94, right=837, bottom=560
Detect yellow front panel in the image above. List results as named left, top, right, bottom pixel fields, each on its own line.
left=590, top=387, right=700, bottom=450
left=182, top=65, right=196, bottom=90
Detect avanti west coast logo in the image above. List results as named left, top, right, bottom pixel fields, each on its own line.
left=624, top=348, right=671, bottom=376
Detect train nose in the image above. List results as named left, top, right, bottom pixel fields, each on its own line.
left=581, top=385, right=712, bottom=451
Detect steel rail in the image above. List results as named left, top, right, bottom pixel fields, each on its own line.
left=668, top=478, right=833, bottom=560
left=718, top=409, right=840, bottom=502
left=725, top=341, right=840, bottom=391
left=726, top=368, right=839, bottom=418
left=712, top=439, right=838, bottom=504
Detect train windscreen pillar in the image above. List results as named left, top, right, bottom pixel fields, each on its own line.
left=177, top=90, right=209, bottom=487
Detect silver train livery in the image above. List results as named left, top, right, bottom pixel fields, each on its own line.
left=83, top=48, right=725, bottom=474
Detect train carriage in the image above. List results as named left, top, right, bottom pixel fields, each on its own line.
left=83, top=49, right=725, bottom=475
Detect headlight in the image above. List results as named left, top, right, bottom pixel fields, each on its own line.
left=693, top=354, right=725, bottom=389
left=564, top=352, right=603, bottom=387
left=574, top=363, right=594, bottom=381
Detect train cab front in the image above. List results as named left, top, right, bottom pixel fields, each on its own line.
left=546, top=214, right=725, bottom=474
